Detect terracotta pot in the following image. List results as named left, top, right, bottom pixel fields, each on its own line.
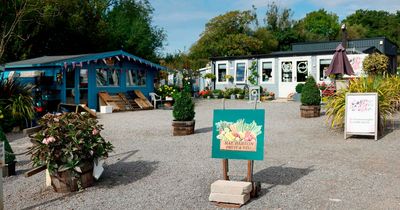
left=50, top=162, right=94, bottom=193
left=172, top=120, right=195, bottom=136
left=300, top=105, right=321, bottom=118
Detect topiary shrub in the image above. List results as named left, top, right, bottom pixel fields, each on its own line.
left=295, top=83, right=304, bottom=93
left=363, top=53, right=389, bottom=76
left=173, top=91, right=195, bottom=121
left=0, top=127, right=16, bottom=164
left=301, top=76, right=321, bottom=106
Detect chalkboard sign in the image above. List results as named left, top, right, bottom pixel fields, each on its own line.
left=212, top=109, right=265, bottom=160
left=344, top=93, right=378, bottom=140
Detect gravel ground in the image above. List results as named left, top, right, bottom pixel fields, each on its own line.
left=4, top=99, right=400, bottom=210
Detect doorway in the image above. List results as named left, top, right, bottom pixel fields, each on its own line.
left=278, top=57, right=311, bottom=98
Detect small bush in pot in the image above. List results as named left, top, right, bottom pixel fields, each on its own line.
left=30, top=113, right=113, bottom=192
left=172, top=91, right=196, bottom=136
left=300, top=76, right=321, bottom=118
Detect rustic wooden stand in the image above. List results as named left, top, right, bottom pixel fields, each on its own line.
left=213, top=99, right=261, bottom=208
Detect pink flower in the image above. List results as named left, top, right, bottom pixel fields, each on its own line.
left=92, top=128, right=99, bottom=135
left=42, top=136, right=56, bottom=145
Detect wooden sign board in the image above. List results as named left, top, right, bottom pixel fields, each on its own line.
left=344, top=93, right=378, bottom=140
left=212, top=109, right=265, bottom=160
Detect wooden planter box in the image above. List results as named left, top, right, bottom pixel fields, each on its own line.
left=300, top=105, right=321, bottom=118
left=172, top=120, right=195, bottom=136
left=50, top=162, right=94, bottom=193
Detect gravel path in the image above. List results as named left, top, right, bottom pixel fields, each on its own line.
left=4, top=99, right=400, bottom=210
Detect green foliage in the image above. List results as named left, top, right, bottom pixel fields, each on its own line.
left=301, top=76, right=321, bottom=106
left=2, top=0, right=165, bottom=63
left=29, top=113, right=113, bottom=175
left=0, top=78, right=34, bottom=131
left=173, top=91, right=195, bottom=121
left=247, top=61, right=259, bottom=85
left=0, top=127, right=16, bottom=164
left=295, top=83, right=304, bottom=93
left=204, top=73, right=216, bottom=80
left=362, top=53, right=389, bottom=75
left=326, top=76, right=400, bottom=128
left=343, top=9, right=400, bottom=47
left=157, top=85, right=178, bottom=99
left=296, top=9, right=340, bottom=41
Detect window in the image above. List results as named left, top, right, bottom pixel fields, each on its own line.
left=217, top=64, right=227, bottom=82
left=126, top=69, right=146, bottom=86
left=235, top=63, right=246, bottom=83
left=126, top=69, right=137, bottom=86
left=261, top=62, right=273, bottom=82
left=319, top=59, right=331, bottom=81
left=96, top=69, right=120, bottom=87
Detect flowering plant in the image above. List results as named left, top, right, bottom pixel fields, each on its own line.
left=157, top=85, right=178, bottom=99
left=199, top=89, right=212, bottom=98
left=29, top=113, right=113, bottom=175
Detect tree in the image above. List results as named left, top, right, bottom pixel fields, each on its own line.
left=264, top=2, right=301, bottom=50
left=296, top=9, right=340, bottom=41
left=344, top=9, right=400, bottom=47
left=362, top=53, right=389, bottom=75
left=253, top=27, right=279, bottom=53
left=106, top=0, right=165, bottom=61
left=189, top=10, right=261, bottom=69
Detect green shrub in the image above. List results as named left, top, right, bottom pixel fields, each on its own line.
left=363, top=53, right=389, bottom=75
left=326, top=75, right=400, bottom=128
left=295, top=83, right=305, bottom=93
left=0, top=127, right=16, bottom=164
left=301, top=76, right=321, bottom=106
left=173, top=91, right=195, bottom=121
left=204, top=73, right=216, bottom=80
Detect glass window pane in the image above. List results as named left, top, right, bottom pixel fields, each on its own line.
left=137, top=69, right=146, bottom=86
left=281, top=61, right=292, bottom=82
left=262, top=62, right=272, bottom=82
left=126, top=69, right=138, bottom=86
left=236, top=63, right=245, bottom=82
left=319, top=59, right=331, bottom=81
left=296, top=61, right=308, bottom=82
left=109, top=69, right=119, bottom=86
left=96, top=69, right=107, bottom=86
left=218, top=64, right=226, bottom=82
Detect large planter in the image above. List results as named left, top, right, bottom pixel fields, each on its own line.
left=2, top=161, right=16, bottom=177
left=172, top=120, right=195, bottom=136
left=300, top=105, right=321, bottom=118
left=50, top=162, right=94, bottom=193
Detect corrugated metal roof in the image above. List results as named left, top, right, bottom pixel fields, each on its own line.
left=4, top=50, right=166, bottom=70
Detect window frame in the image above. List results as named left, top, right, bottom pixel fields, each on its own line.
left=316, top=55, right=333, bottom=81
left=259, top=58, right=275, bottom=84
left=234, top=60, right=247, bottom=84
left=96, top=68, right=121, bottom=87
left=215, top=61, right=229, bottom=84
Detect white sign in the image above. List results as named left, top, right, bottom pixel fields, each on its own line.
left=345, top=93, right=378, bottom=140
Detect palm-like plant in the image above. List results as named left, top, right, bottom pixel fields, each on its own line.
left=326, top=75, right=400, bottom=128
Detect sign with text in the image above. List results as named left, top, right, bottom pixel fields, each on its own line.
left=212, top=109, right=265, bottom=160
left=345, top=93, right=378, bottom=140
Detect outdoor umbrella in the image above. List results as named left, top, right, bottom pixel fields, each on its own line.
left=325, top=43, right=354, bottom=76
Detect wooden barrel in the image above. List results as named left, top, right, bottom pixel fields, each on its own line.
left=300, top=105, right=321, bottom=118
left=50, top=162, right=94, bottom=193
left=172, top=120, right=195, bottom=136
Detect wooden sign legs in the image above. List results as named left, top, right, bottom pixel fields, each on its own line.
left=222, top=159, right=258, bottom=198
left=222, top=159, right=229, bottom=180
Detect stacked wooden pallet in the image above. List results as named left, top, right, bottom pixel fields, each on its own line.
left=98, top=91, right=152, bottom=112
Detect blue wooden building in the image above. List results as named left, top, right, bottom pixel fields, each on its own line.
left=1, top=50, right=166, bottom=111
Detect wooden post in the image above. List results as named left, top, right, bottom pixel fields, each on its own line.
left=222, top=159, right=229, bottom=180
left=246, top=160, right=253, bottom=182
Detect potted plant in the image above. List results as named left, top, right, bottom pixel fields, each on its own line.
left=172, top=90, right=195, bottom=136
left=29, top=113, right=113, bottom=192
left=204, top=73, right=216, bottom=81
left=295, top=83, right=304, bottom=101
left=224, top=75, right=234, bottom=83
left=300, top=76, right=321, bottom=118
left=267, top=92, right=275, bottom=100
left=0, top=125, right=17, bottom=177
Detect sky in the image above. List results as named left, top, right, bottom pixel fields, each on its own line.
left=149, top=0, right=400, bottom=55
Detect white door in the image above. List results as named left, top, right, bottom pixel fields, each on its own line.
left=278, top=58, right=311, bottom=98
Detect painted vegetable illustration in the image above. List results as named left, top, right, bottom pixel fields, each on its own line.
left=216, top=119, right=261, bottom=142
